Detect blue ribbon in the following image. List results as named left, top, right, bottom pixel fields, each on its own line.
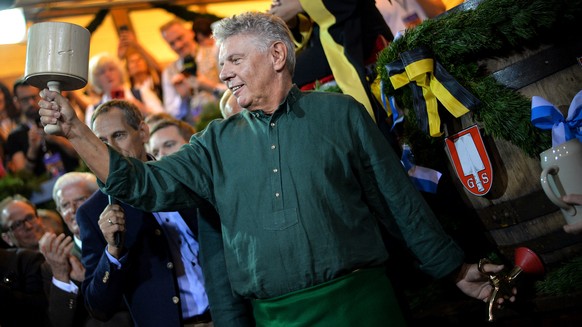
left=380, top=80, right=404, bottom=130
left=531, top=90, right=582, bottom=147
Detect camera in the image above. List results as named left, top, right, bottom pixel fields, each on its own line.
left=182, top=55, right=197, bottom=77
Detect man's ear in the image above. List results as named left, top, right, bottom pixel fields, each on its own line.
left=139, top=121, right=150, bottom=144
left=270, top=41, right=288, bottom=72
left=1, top=232, right=14, bottom=247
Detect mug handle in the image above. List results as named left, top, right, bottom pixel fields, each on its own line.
left=540, top=165, right=577, bottom=216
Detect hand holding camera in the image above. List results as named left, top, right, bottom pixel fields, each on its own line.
left=181, top=54, right=197, bottom=77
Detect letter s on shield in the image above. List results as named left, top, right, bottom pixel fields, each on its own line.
left=445, top=125, right=493, bottom=196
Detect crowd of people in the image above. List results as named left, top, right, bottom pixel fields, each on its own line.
left=1, top=1, right=581, bottom=327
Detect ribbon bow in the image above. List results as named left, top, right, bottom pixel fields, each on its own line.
left=531, top=90, right=582, bottom=147
left=385, top=47, right=480, bottom=137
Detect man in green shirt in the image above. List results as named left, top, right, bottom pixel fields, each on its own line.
left=39, top=11, right=511, bottom=327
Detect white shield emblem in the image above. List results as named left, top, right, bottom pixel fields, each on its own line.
left=445, top=125, right=493, bottom=196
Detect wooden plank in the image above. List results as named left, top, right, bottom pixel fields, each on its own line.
left=110, top=8, right=134, bottom=34
left=21, top=0, right=252, bottom=22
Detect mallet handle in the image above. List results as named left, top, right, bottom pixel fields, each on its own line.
left=44, top=81, right=64, bottom=134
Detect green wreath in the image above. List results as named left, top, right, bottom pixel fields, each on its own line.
left=376, top=0, right=582, bottom=161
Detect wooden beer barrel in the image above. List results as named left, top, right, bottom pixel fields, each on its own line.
left=446, top=41, right=582, bottom=266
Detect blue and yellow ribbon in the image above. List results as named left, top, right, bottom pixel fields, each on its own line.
left=385, top=47, right=480, bottom=137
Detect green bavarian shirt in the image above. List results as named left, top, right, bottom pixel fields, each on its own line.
left=100, top=85, right=464, bottom=299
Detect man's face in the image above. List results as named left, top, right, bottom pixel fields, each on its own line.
left=14, top=85, right=41, bottom=124
left=219, top=34, right=277, bottom=111
left=148, top=125, right=188, bottom=159
left=1, top=200, right=45, bottom=249
left=57, top=183, right=93, bottom=237
left=92, top=108, right=149, bottom=161
left=162, top=23, right=196, bottom=59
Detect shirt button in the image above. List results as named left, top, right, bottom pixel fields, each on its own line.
left=172, top=296, right=180, bottom=304
left=270, top=122, right=275, bottom=127
left=154, top=229, right=162, bottom=236
left=273, top=168, right=278, bottom=173
left=167, top=262, right=174, bottom=269
left=275, top=192, right=280, bottom=197
left=271, top=145, right=276, bottom=149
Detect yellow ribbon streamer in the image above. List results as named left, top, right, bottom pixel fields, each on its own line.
left=301, top=0, right=376, bottom=122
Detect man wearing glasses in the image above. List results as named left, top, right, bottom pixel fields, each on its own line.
left=0, top=194, right=51, bottom=326
left=0, top=194, right=45, bottom=249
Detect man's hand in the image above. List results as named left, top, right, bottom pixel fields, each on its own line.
left=117, top=29, right=137, bottom=59
left=98, top=204, right=126, bottom=259
left=171, top=73, right=194, bottom=98
left=39, top=89, right=80, bottom=137
left=269, top=0, right=304, bottom=25
left=69, top=255, right=86, bottom=282
left=455, top=262, right=516, bottom=305
left=39, top=232, right=74, bottom=283
left=39, top=88, right=111, bottom=182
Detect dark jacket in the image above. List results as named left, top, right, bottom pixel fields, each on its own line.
left=46, top=245, right=133, bottom=327
left=0, top=247, right=50, bottom=327
left=77, top=190, right=199, bottom=327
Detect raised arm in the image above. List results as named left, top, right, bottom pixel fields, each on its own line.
left=39, top=89, right=110, bottom=183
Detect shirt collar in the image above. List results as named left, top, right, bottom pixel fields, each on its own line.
left=74, top=235, right=82, bottom=249
left=249, top=84, right=302, bottom=118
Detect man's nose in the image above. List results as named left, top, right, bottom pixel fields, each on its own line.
left=71, top=202, right=81, bottom=213
left=219, top=68, right=231, bottom=83
left=23, top=219, right=35, bottom=229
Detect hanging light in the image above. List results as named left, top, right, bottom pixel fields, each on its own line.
left=0, top=7, right=26, bottom=45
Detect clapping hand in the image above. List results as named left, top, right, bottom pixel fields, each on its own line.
left=39, top=232, right=76, bottom=283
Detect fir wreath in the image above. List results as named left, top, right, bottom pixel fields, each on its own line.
left=376, top=0, right=582, bottom=162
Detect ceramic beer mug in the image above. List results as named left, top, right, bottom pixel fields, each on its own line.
left=540, top=139, right=582, bottom=224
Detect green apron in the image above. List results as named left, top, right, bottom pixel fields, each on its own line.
left=252, top=267, right=407, bottom=327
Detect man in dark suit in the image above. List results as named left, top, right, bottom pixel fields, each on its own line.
left=1, top=195, right=51, bottom=327
left=40, top=172, right=133, bottom=327
left=76, top=100, right=213, bottom=327
left=0, top=247, right=50, bottom=327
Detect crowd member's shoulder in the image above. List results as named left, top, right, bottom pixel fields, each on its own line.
left=0, top=247, right=46, bottom=269
left=15, top=247, right=44, bottom=258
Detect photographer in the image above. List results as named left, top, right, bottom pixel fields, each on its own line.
left=160, top=19, right=225, bottom=126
